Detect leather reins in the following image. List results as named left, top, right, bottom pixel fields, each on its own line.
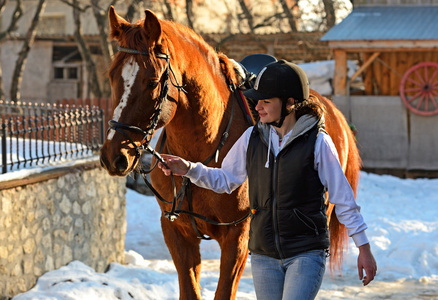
left=108, top=46, right=250, bottom=239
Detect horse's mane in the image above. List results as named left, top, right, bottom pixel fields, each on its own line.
left=109, top=16, right=236, bottom=90
left=160, top=20, right=233, bottom=85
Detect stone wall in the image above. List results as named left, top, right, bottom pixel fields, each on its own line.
left=0, top=160, right=127, bottom=299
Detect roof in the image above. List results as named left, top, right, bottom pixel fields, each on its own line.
left=321, top=6, right=438, bottom=41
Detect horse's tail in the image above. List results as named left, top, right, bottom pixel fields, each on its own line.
left=328, top=118, right=362, bottom=272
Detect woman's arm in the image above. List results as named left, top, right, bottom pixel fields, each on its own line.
left=314, top=133, right=368, bottom=245
left=159, top=126, right=253, bottom=194
left=314, top=132, right=377, bottom=285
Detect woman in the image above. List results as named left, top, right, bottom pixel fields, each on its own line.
left=158, top=60, right=377, bottom=300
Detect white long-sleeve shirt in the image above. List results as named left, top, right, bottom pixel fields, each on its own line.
left=185, top=125, right=369, bottom=247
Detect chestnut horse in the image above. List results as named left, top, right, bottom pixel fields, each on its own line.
left=100, top=6, right=361, bottom=299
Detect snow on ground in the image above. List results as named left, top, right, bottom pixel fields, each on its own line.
left=3, top=60, right=437, bottom=299
left=10, top=171, right=438, bottom=300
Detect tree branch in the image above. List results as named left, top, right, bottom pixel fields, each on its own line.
left=72, top=0, right=102, bottom=98
left=10, top=0, right=46, bottom=101
left=0, top=0, right=23, bottom=41
left=58, top=0, right=91, bottom=13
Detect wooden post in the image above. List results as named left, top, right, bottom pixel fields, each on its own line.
left=333, top=49, right=347, bottom=96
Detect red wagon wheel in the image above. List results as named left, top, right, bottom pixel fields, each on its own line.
left=399, top=62, right=438, bottom=116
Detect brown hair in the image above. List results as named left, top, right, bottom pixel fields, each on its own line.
left=286, top=94, right=325, bottom=120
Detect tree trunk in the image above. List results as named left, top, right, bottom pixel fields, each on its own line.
left=0, top=0, right=23, bottom=99
left=237, top=0, right=254, bottom=33
left=125, top=0, right=142, bottom=22
left=161, top=0, right=174, bottom=21
left=0, top=0, right=6, bottom=99
left=72, top=0, right=102, bottom=99
left=0, top=0, right=23, bottom=41
left=185, top=0, right=194, bottom=29
left=279, top=0, right=298, bottom=32
left=90, top=0, right=115, bottom=97
left=323, top=0, right=336, bottom=29
left=9, top=0, right=45, bottom=102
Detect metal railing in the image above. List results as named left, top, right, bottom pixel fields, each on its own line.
left=1, top=100, right=105, bottom=174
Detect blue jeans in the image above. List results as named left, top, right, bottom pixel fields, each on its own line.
left=251, top=250, right=326, bottom=300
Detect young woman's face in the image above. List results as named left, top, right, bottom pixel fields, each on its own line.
left=255, top=97, right=282, bottom=124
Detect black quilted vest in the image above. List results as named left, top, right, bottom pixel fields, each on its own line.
left=246, top=121, right=330, bottom=259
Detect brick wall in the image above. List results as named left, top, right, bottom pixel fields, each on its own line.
left=202, top=32, right=332, bottom=63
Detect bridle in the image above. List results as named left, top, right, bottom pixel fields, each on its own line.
left=108, top=46, right=184, bottom=165
left=107, top=46, right=250, bottom=239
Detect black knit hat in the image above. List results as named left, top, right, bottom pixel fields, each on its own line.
left=243, top=59, right=309, bottom=101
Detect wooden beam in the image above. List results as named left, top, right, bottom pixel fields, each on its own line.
left=351, top=52, right=380, bottom=82
left=333, top=49, right=347, bottom=95
left=327, top=40, right=438, bottom=51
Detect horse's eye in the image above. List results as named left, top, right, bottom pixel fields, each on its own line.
left=148, top=81, right=159, bottom=89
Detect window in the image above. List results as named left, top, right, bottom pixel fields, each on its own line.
left=67, top=67, right=78, bottom=79
left=53, top=66, right=80, bottom=81
left=54, top=67, right=64, bottom=79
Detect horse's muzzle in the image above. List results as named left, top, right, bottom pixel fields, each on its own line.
left=100, top=148, right=131, bottom=176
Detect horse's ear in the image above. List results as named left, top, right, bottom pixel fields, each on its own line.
left=108, top=5, right=130, bottom=41
left=144, top=10, right=162, bottom=47
left=219, top=54, right=238, bottom=88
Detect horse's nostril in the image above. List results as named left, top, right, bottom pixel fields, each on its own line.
left=114, top=154, right=128, bottom=172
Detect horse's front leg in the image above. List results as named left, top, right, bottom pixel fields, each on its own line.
left=215, top=221, right=250, bottom=300
left=161, top=217, right=203, bottom=300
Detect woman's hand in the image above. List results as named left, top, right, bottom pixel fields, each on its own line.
left=357, top=243, right=377, bottom=286
left=158, top=154, right=191, bottom=176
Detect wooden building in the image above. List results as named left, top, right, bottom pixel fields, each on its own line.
left=322, top=2, right=438, bottom=176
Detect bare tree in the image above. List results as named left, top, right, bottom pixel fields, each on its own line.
left=0, top=0, right=23, bottom=41
left=185, top=0, right=194, bottom=29
left=236, top=0, right=295, bottom=34
left=160, top=0, right=174, bottom=21
left=0, top=0, right=23, bottom=99
left=90, top=0, right=118, bottom=97
left=237, top=0, right=255, bottom=32
left=71, top=0, right=102, bottom=98
left=10, top=0, right=46, bottom=101
left=279, top=0, right=298, bottom=32
left=322, top=0, right=336, bottom=29
left=125, top=0, right=143, bottom=22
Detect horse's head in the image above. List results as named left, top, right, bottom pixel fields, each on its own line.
left=100, top=7, right=180, bottom=176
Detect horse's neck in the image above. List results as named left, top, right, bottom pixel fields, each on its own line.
left=166, top=60, right=232, bottom=160
left=160, top=27, right=237, bottom=160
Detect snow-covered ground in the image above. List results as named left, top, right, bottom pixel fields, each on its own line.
left=9, top=170, right=438, bottom=300
left=3, top=59, right=437, bottom=299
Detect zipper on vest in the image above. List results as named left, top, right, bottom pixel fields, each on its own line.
left=272, top=157, right=285, bottom=259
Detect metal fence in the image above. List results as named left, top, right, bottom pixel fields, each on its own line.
left=0, top=100, right=105, bottom=174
